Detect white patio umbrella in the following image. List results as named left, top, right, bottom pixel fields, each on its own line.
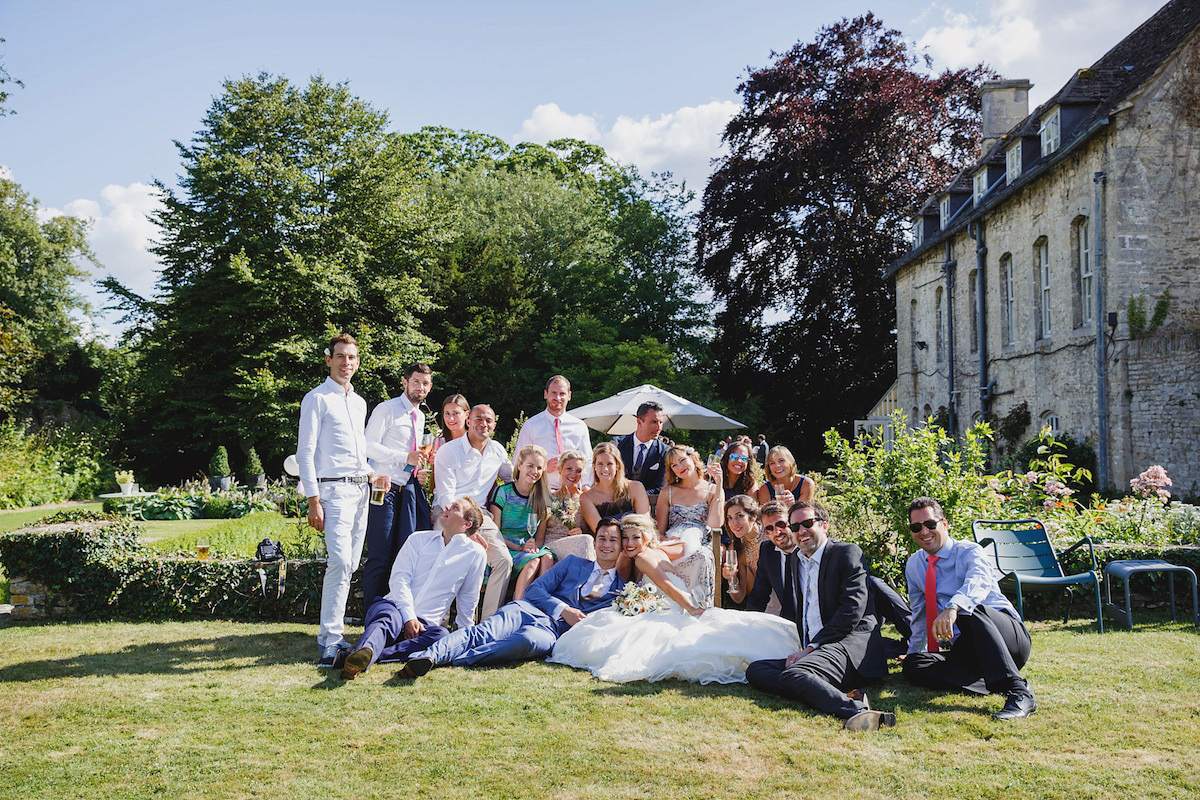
left=571, top=384, right=746, bottom=435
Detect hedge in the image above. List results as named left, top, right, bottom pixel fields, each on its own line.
left=0, top=510, right=362, bottom=622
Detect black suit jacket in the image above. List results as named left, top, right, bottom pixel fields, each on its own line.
left=612, top=433, right=669, bottom=491
left=748, top=539, right=885, bottom=680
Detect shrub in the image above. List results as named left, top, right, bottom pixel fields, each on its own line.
left=245, top=447, right=263, bottom=475
left=202, top=495, right=233, bottom=520
left=0, top=511, right=350, bottom=621
left=0, top=421, right=112, bottom=508
left=821, top=410, right=999, bottom=584
left=103, top=483, right=278, bottom=519
left=1010, top=431, right=1096, bottom=497
left=209, top=445, right=231, bottom=477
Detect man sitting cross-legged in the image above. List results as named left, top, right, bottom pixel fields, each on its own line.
left=397, top=518, right=626, bottom=676
left=338, top=497, right=488, bottom=680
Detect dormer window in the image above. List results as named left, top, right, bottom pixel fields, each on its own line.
left=913, top=216, right=924, bottom=247
left=939, top=196, right=950, bottom=228
left=1040, top=108, right=1061, bottom=156
left=1006, top=142, right=1022, bottom=184
left=973, top=169, right=988, bottom=204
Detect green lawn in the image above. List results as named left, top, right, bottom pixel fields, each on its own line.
left=1, top=617, right=1197, bottom=799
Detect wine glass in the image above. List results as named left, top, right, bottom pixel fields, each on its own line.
left=723, top=547, right=739, bottom=592
left=525, top=512, right=538, bottom=541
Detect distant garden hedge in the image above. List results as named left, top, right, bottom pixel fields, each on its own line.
left=0, top=510, right=361, bottom=622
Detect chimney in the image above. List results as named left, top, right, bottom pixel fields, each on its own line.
left=979, top=79, right=1032, bottom=154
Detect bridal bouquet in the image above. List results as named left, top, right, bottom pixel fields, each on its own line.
left=614, top=583, right=666, bottom=616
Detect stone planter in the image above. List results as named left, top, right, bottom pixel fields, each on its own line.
left=248, top=473, right=267, bottom=489
left=209, top=476, right=232, bottom=492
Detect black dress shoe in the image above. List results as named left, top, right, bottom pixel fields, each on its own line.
left=398, top=656, right=434, bottom=679
left=993, top=690, right=1037, bottom=720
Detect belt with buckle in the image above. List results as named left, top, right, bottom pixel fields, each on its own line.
left=318, top=476, right=370, bottom=484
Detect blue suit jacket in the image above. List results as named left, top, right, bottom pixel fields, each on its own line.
left=612, top=433, right=669, bottom=491
left=522, top=555, right=626, bottom=635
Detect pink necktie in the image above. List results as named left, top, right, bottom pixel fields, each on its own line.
left=409, top=409, right=419, bottom=453
left=925, top=554, right=940, bottom=653
left=554, top=416, right=564, bottom=455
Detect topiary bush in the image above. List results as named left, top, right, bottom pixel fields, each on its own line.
left=209, top=446, right=231, bottom=477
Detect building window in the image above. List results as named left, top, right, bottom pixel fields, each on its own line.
left=1006, top=143, right=1022, bottom=184
left=968, top=269, right=978, bottom=353
left=1041, top=411, right=1060, bottom=436
left=1035, top=238, right=1051, bottom=339
left=913, top=216, right=923, bottom=248
left=935, top=286, right=945, bottom=364
left=973, top=170, right=988, bottom=204
left=1000, top=253, right=1015, bottom=345
left=1078, top=218, right=1093, bottom=325
left=939, top=196, right=950, bottom=228
left=1040, top=109, right=1061, bottom=156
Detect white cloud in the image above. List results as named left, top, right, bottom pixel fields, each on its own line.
left=39, top=182, right=163, bottom=339
left=517, top=100, right=740, bottom=194
left=916, top=0, right=1165, bottom=107
left=520, top=102, right=602, bottom=143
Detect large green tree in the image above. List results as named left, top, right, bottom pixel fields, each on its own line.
left=402, top=128, right=710, bottom=436
left=697, top=14, right=988, bottom=462
left=108, top=74, right=446, bottom=479
left=0, top=178, right=99, bottom=418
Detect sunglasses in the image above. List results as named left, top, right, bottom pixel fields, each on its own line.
left=909, top=519, right=942, bottom=533
left=727, top=455, right=749, bottom=463
left=788, top=518, right=821, bottom=532
left=763, top=521, right=790, bottom=532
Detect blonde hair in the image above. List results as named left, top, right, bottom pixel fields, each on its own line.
left=665, top=445, right=704, bottom=487
left=620, top=513, right=659, bottom=549
left=555, top=449, right=586, bottom=497
left=592, top=442, right=631, bottom=504
left=765, top=445, right=799, bottom=483
left=514, top=444, right=553, bottom=520
left=459, top=496, right=485, bottom=534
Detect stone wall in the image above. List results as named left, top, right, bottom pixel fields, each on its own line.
left=892, top=35, right=1200, bottom=492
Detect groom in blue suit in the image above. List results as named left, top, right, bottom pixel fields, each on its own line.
left=401, top=520, right=625, bottom=674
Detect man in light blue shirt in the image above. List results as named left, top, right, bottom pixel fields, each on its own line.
left=902, top=497, right=1036, bottom=720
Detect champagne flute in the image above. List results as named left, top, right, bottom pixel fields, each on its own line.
left=723, top=547, right=739, bottom=593
left=420, top=433, right=435, bottom=455
left=525, top=512, right=538, bottom=541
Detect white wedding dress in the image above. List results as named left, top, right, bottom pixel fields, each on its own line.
left=548, top=574, right=800, bottom=684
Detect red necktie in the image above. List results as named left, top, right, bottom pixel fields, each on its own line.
left=925, top=554, right=940, bottom=653
left=553, top=416, right=565, bottom=455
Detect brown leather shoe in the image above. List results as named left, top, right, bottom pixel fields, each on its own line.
left=339, top=646, right=373, bottom=680
left=843, top=709, right=897, bottom=732
left=397, top=656, right=433, bottom=679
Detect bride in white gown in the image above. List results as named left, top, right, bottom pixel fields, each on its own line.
left=549, top=514, right=799, bottom=684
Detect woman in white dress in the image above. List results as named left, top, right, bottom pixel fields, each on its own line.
left=549, top=514, right=800, bottom=685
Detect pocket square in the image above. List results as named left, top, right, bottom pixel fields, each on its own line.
left=649, top=463, right=661, bottom=470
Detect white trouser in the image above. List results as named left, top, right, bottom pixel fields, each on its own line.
left=476, top=516, right=513, bottom=621
left=318, top=481, right=369, bottom=647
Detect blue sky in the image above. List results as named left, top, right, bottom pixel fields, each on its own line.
left=0, top=0, right=1165, bottom=333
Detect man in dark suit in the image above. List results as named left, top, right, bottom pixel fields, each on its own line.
left=746, top=500, right=894, bottom=731
left=745, top=500, right=800, bottom=620
left=399, top=520, right=625, bottom=674
left=612, top=402, right=669, bottom=494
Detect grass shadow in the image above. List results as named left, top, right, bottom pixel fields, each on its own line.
left=0, top=628, right=312, bottom=683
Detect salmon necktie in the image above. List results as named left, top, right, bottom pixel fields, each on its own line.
left=925, top=554, right=941, bottom=653
left=554, top=416, right=565, bottom=455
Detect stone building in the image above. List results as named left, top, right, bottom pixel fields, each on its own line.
left=878, top=0, right=1200, bottom=494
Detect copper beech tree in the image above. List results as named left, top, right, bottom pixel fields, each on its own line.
left=698, top=14, right=992, bottom=458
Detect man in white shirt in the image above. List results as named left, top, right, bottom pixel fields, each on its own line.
left=362, top=362, right=434, bottom=606
left=338, top=497, right=488, bottom=680
left=296, top=334, right=373, bottom=666
left=514, top=375, right=593, bottom=489
left=398, top=520, right=625, bottom=675
left=433, top=404, right=514, bottom=619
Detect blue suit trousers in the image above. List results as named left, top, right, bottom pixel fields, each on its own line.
left=419, top=600, right=559, bottom=667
